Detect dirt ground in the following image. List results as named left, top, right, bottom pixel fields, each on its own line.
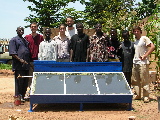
left=0, top=70, right=160, bottom=120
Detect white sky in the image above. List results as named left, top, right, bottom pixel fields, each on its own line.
left=0, top=0, right=142, bottom=39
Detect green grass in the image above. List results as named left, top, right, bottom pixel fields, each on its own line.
left=0, top=63, right=12, bottom=70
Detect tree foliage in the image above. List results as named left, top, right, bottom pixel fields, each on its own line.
left=23, top=0, right=158, bottom=33
left=58, top=8, right=85, bottom=25
left=83, top=0, right=135, bottom=32
left=23, top=0, right=79, bottom=32
left=143, top=3, right=160, bottom=76
left=135, top=0, right=157, bottom=19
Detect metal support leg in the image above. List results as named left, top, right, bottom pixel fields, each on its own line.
left=127, top=103, right=132, bottom=111
left=79, top=103, right=83, bottom=111
left=28, top=103, right=33, bottom=112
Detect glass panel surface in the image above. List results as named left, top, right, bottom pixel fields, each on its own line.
left=65, top=73, right=98, bottom=94
left=33, top=73, right=64, bottom=94
left=95, top=73, right=130, bottom=94
left=31, top=72, right=131, bottom=95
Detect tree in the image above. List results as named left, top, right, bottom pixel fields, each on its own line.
left=23, top=0, right=158, bottom=33
left=83, top=0, right=135, bottom=31
left=23, top=0, right=79, bottom=32
left=130, top=0, right=157, bottom=26
left=23, top=0, right=137, bottom=32
left=142, top=3, right=160, bottom=79
left=58, top=7, right=85, bottom=25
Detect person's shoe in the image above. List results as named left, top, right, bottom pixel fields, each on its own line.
left=143, top=97, right=150, bottom=103
left=24, top=96, right=30, bottom=101
left=24, top=96, right=30, bottom=99
left=21, top=98, right=25, bottom=102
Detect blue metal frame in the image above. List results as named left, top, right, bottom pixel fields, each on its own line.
left=29, top=61, right=133, bottom=112
left=29, top=94, right=132, bottom=112
left=34, top=61, right=122, bottom=72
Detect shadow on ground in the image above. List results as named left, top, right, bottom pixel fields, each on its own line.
left=32, top=103, right=130, bottom=112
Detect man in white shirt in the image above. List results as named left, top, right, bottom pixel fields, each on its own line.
left=65, top=16, right=77, bottom=39
left=38, top=28, right=57, bottom=60
left=132, top=26, right=155, bottom=103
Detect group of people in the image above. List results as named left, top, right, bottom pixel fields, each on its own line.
left=9, top=16, right=155, bottom=103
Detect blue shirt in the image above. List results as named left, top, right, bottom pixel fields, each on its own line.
left=9, top=36, right=30, bottom=71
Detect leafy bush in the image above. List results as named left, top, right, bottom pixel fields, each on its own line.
left=0, top=63, right=12, bottom=70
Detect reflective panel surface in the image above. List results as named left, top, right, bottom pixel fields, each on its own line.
left=33, top=73, right=64, bottom=94
left=31, top=72, right=131, bottom=95
left=95, top=73, right=130, bottom=94
left=65, top=73, right=98, bottom=94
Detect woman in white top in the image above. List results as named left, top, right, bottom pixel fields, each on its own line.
left=53, top=24, right=70, bottom=62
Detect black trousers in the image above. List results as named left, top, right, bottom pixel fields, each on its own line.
left=14, top=70, right=29, bottom=99
left=123, top=72, right=132, bottom=87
